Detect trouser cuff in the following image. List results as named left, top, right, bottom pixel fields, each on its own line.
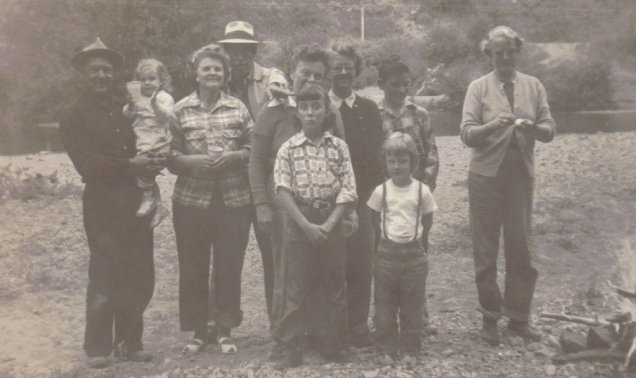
left=502, top=307, right=530, bottom=322
left=478, top=305, right=501, bottom=321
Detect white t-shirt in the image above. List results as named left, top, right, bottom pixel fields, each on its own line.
left=367, top=179, right=437, bottom=244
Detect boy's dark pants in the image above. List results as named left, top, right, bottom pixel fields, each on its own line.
left=468, top=147, right=537, bottom=322
left=374, top=239, right=428, bottom=355
left=82, top=183, right=154, bottom=357
left=173, top=196, right=250, bottom=339
left=345, top=203, right=374, bottom=341
left=274, top=209, right=348, bottom=352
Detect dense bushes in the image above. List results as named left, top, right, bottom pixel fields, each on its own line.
left=0, top=0, right=630, bottom=142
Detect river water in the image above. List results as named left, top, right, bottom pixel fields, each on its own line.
left=1, top=110, right=635, bottom=155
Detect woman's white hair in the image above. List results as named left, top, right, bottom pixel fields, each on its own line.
left=480, top=26, right=524, bottom=56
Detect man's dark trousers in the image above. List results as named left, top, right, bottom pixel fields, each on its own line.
left=82, top=183, right=154, bottom=357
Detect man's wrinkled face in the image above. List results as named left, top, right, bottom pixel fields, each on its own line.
left=291, top=60, right=327, bottom=95
left=224, top=44, right=257, bottom=75
left=82, top=56, right=114, bottom=94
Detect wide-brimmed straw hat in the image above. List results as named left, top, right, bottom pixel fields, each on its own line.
left=71, top=37, right=124, bottom=71
left=218, top=21, right=259, bottom=44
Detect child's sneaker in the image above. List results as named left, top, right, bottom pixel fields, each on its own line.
left=150, top=204, right=169, bottom=228
left=136, top=189, right=157, bottom=217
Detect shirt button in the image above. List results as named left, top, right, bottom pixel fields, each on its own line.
left=115, top=129, right=120, bottom=133
left=123, top=146, right=128, bottom=150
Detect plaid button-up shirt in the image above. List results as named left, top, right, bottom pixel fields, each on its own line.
left=274, top=131, right=357, bottom=208
left=170, top=91, right=253, bottom=209
left=377, top=99, right=440, bottom=191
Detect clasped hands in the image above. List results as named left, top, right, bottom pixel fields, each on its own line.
left=181, top=151, right=244, bottom=178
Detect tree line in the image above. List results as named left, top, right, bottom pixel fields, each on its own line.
left=1, top=0, right=634, bottom=139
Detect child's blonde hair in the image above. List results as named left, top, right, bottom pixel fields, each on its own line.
left=382, top=132, right=419, bottom=173
left=134, top=58, right=173, bottom=93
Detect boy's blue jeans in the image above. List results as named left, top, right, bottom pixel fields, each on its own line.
left=374, top=238, right=428, bottom=355
left=273, top=208, right=348, bottom=353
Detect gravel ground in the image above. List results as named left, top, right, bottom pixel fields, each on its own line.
left=0, top=132, right=635, bottom=377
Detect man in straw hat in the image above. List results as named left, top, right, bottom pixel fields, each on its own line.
left=218, top=20, right=289, bottom=120
left=209, top=21, right=289, bottom=325
left=60, top=37, right=164, bottom=368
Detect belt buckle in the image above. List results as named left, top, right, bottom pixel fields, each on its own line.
left=312, top=200, right=331, bottom=210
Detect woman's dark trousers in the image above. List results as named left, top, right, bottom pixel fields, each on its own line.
left=174, top=196, right=250, bottom=339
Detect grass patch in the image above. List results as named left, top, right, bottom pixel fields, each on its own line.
left=0, top=164, right=81, bottom=201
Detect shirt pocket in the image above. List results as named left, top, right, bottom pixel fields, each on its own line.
left=220, top=128, right=243, bottom=151
left=182, top=127, right=207, bottom=154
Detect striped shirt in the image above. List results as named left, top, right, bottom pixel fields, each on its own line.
left=274, top=131, right=357, bottom=208
left=170, top=91, right=253, bottom=209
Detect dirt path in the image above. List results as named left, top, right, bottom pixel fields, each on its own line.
left=1, top=133, right=635, bottom=377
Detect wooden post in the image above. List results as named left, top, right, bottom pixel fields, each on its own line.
left=361, top=7, right=365, bottom=42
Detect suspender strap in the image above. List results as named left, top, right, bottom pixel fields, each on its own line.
left=381, top=182, right=387, bottom=240
left=412, top=181, right=422, bottom=242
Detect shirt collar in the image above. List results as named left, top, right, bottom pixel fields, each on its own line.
left=289, top=130, right=334, bottom=147
left=493, top=70, right=518, bottom=87
left=378, top=97, right=415, bottom=117
left=328, top=89, right=356, bottom=108
left=180, top=90, right=240, bottom=111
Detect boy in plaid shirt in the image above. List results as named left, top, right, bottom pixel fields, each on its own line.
left=272, top=84, right=356, bottom=369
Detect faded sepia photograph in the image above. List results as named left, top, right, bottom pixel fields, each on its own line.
left=0, top=0, right=635, bottom=377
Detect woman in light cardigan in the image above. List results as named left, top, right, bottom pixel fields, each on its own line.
left=460, top=26, right=555, bottom=346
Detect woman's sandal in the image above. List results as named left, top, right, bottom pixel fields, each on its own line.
left=182, top=338, right=205, bottom=355
left=217, top=337, right=237, bottom=354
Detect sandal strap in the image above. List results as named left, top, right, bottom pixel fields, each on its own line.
left=217, top=337, right=234, bottom=345
left=217, top=337, right=237, bottom=354
left=182, top=338, right=205, bottom=354
left=188, top=338, right=205, bottom=346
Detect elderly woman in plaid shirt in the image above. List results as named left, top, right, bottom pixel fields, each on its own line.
left=168, top=45, right=253, bottom=355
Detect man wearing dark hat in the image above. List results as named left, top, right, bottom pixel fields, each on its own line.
left=215, top=20, right=289, bottom=320
left=60, top=37, right=164, bottom=368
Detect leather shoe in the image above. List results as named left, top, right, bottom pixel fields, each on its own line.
left=125, top=349, right=153, bottom=362
left=508, top=320, right=541, bottom=341
left=422, top=324, right=439, bottom=337
left=350, top=332, right=373, bottom=348
left=480, top=317, right=499, bottom=345
left=114, top=342, right=153, bottom=362
left=273, top=348, right=302, bottom=370
left=268, top=341, right=286, bottom=362
left=321, top=348, right=356, bottom=363
left=87, top=356, right=110, bottom=369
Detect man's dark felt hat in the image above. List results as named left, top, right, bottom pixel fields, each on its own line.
left=71, top=37, right=124, bottom=71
